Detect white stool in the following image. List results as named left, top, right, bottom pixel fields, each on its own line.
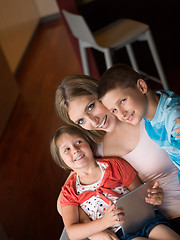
left=62, top=9, right=169, bottom=90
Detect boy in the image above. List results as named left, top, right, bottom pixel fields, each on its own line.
left=98, top=63, right=180, bottom=183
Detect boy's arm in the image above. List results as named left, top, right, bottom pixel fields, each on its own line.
left=127, top=175, right=163, bottom=206
left=166, top=107, right=180, bottom=149
left=61, top=203, right=123, bottom=240
left=174, top=117, right=180, bottom=139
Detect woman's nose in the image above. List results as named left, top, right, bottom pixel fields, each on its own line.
left=89, top=115, right=99, bottom=126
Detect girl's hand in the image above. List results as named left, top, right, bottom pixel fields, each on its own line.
left=145, top=181, right=163, bottom=205
left=89, top=229, right=119, bottom=240
left=101, top=201, right=125, bottom=229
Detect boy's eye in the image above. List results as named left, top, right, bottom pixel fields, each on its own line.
left=87, top=102, right=95, bottom=111
left=112, top=108, right=117, bottom=114
left=77, top=118, right=84, bottom=125
left=76, top=140, right=82, bottom=145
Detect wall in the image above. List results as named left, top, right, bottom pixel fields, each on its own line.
left=0, top=0, right=59, bottom=138
left=0, top=0, right=59, bottom=74
left=0, top=0, right=39, bottom=73
left=35, top=0, right=59, bottom=18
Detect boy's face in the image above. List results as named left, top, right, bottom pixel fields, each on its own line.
left=101, top=85, right=147, bottom=126
left=57, top=133, right=94, bottom=171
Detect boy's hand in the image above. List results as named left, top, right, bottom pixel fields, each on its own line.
left=145, top=181, right=163, bottom=205
left=101, top=201, right=125, bottom=229
left=174, top=117, right=180, bottom=138
left=89, top=229, right=119, bottom=240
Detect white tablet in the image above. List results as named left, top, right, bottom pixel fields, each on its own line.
left=115, top=182, right=155, bottom=234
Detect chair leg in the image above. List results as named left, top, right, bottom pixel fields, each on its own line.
left=79, top=40, right=90, bottom=75
left=126, top=44, right=139, bottom=72
left=104, top=48, right=113, bottom=69
left=146, top=30, right=169, bottom=90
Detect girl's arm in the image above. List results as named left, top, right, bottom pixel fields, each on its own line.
left=127, top=175, right=142, bottom=191
left=59, top=202, right=119, bottom=240
left=61, top=203, right=123, bottom=240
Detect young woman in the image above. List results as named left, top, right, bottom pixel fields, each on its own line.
left=51, top=125, right=180, bottom=240
left=55, top=74, right=180, bottom=238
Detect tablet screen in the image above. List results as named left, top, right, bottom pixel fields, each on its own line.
left=115, top=182, right=155, bottom=234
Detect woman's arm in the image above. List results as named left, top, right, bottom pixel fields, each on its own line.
left=61, top=203, right=123, bottom=240
left=57, top=171, right=74, bottom=216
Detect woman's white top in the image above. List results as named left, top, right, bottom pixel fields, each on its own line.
left=97, top=119, right=180, bottom=219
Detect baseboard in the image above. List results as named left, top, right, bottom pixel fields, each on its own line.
left=39, top=13, right=61, bottom=24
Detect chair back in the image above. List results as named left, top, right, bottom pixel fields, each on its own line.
left=62, top=10, right=97, bottom=46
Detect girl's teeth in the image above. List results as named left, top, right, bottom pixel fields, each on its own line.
left=75, top=154, right=84, bottom=161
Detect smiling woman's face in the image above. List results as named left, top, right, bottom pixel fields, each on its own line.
left=67, top=95, right=117, bottom=132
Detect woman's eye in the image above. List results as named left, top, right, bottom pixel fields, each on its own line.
left=88, top=102, right=95, bottom=111
left=120, top=98, right=126, bottom=104
left=78, top=118, right=84, bottom=125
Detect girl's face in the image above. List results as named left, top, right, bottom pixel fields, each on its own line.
left=67, top=95, right=117, bottom=132
left=57, top=133, right=94, bottom=171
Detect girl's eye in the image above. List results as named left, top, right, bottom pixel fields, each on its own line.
left=88, top=102, right=95, bottom=111
left=64, top=147, right=70, bottom=153
left=78, top=118, right=84, bottom=125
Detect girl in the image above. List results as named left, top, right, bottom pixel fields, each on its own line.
left=50, top=125, right=180, bottom=240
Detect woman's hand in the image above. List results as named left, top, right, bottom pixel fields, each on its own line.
left=101, top=201, right=125, bottom=229
left=145, top=181, right=163, bottom=205
left=89, top=229, right=119, bottom=240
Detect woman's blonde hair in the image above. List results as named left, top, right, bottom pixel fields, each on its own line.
left=50, top=125, right=97, bottom=171
left=55, top=74, right=105, bottom=143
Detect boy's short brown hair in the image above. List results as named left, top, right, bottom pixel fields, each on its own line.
left=98, top=64, right=142, bottom=99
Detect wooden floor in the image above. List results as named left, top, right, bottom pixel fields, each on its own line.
left=0, top=18, right=81, bottom=240
left=0, top=17, right=180, bottom=240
